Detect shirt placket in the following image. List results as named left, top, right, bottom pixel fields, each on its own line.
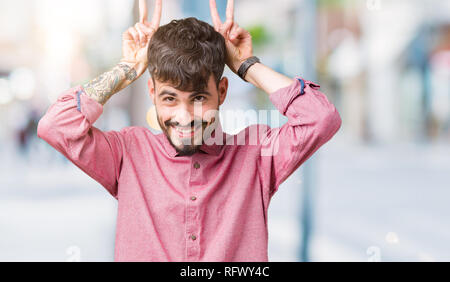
left=186, top=156, right=203, bottom=261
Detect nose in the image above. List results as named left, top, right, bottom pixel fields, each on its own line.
left=172, top=105, right=193, bottom=127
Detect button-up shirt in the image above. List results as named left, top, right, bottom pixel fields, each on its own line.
left=37, top=76, right=342, bottom=262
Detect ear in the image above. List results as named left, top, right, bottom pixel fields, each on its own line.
left=148, top=77, right=156, bottom=103
left=218, top=77, right=228, bottom=106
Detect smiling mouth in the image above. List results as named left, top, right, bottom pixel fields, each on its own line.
left=172, top=125, right=203, bottom=138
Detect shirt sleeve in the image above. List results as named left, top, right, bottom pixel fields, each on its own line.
left=37, top=85, right=126, bottom=199
left=258, top=76, right=342, bottom=197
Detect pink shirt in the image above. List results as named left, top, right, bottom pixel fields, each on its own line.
left=37, top=76, right=341, bottom=262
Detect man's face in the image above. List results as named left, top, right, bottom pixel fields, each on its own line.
left=149, top=74, right=228, bottom=156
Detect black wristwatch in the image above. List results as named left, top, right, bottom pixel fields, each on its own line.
left=237, top=56, right=261, bottom=82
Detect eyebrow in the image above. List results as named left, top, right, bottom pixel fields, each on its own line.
left=158, top=90, right=212, bottom=98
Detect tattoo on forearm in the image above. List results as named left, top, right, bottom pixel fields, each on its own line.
left=83, top=63, right=137, bottom=105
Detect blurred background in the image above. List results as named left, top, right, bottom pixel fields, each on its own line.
left=0, top=0, right=449, bottom=262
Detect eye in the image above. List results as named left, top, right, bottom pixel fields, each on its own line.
left=194, top=96, right=206, bottom=102
left=163, top=97, right=175, bottom=102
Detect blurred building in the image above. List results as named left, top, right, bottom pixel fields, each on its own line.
left=317, top=0, right=450, bottom=144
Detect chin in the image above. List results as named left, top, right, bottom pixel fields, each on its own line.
left=167, top=131, right=203, bottom=156
left=175, top=145, right=201, bottom=156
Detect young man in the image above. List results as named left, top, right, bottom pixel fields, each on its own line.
left=37, top=0, right=341, bottom=262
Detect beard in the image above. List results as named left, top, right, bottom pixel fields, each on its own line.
left=156, top=108, right=218, bottom=157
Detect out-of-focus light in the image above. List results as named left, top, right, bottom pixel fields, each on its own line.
left=0, top=79, right=14, bottom=105
left=44, top=72, right=71, bottom=104
left=385, top=232, right=399, bottom=244
left=9, top=68, right=36, bottom=101
left=45, top=31, right=74, bottom=63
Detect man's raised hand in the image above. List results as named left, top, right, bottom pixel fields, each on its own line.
left=209, top=0, right=253, bottom=74
left=121, top=0, right=162, bottom=76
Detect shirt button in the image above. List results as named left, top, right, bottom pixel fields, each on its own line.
left=191, top=234, right=197, bottom=241
left=190, top=196, right=197, bottom=201
left=193, top=162, right=200, bottom=169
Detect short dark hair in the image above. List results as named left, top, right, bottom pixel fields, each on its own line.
left=148, top=17, right=227, bottom=92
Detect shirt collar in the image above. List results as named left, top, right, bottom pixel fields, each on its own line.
left=159, top=122, right=225, bottom=157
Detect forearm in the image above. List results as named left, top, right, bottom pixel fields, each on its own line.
left=82, top=61, right=141, bottom=105
left=244, top=62, right=296, bottom=95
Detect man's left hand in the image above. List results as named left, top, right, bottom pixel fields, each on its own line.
left=210, top=0, right=254, bottom=74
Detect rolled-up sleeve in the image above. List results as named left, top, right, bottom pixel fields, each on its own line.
left=37, top=85, right=125, bottom=198
left=258, top=77, right=342, bottom=196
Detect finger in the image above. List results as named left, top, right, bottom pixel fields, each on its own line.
left=230, top=24, right=242, bottom=40
left=230, top=28, right=246, bottom=45
left=129, top=27, right=140, bottom=46
left=226, top=0, right=234, bottom=23
left=149, top=0, right=162, bottom=29
left=220, top=20, right=233, bottom=38
left=139, top=0, right=148, bottom=23
left=123, top=29, right=133, bottom=41
left=135, top=23, right=147, bottom=46
left=137, top=22, right=153, bottom=36
left=229, top=22, right=238, bottom=38
left=209, top=0, right=222, bottom=31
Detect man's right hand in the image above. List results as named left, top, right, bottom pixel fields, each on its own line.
left=121, top=0, right=162, bottom=77
left=83, top=0, right=162, bottom=105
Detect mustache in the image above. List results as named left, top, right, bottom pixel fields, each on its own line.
left=164, top=119, right=211, bottom=128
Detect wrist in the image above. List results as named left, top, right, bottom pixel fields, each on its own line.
left=237, top=56, right=260, bottom=82
left=242, top=61, right=263, bottom=87
left=119, top=59, right=147, bottom=78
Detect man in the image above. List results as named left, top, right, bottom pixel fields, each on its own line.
left=37, top=0, right=341, bottom=262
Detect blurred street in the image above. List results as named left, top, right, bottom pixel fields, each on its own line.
left=311, top=140, right=450, bottom=262
left=0, top=0, right=449, bottom=261
left=0, top=140, right=117, bottom=262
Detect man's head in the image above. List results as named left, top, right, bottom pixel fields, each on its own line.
left=147, top=17, right=228, bottom=156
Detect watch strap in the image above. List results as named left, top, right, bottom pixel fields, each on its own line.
left=237, top=56, right=261, bottom=82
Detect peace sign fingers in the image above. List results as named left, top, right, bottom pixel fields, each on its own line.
left=210, top=0, right=234, bottom=35
left=208, top=0, right=254, bottom=74
left=225, top=0, right=234, bottom=24
left=139, top=0, right=148, bottom=23
left=139, top=0, right=162, bottom=29
left=209, top=0, right=222, bottom=31
left=149, top=0, right=162, bottom=29
left=121, top=0, right=163, bottom=74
